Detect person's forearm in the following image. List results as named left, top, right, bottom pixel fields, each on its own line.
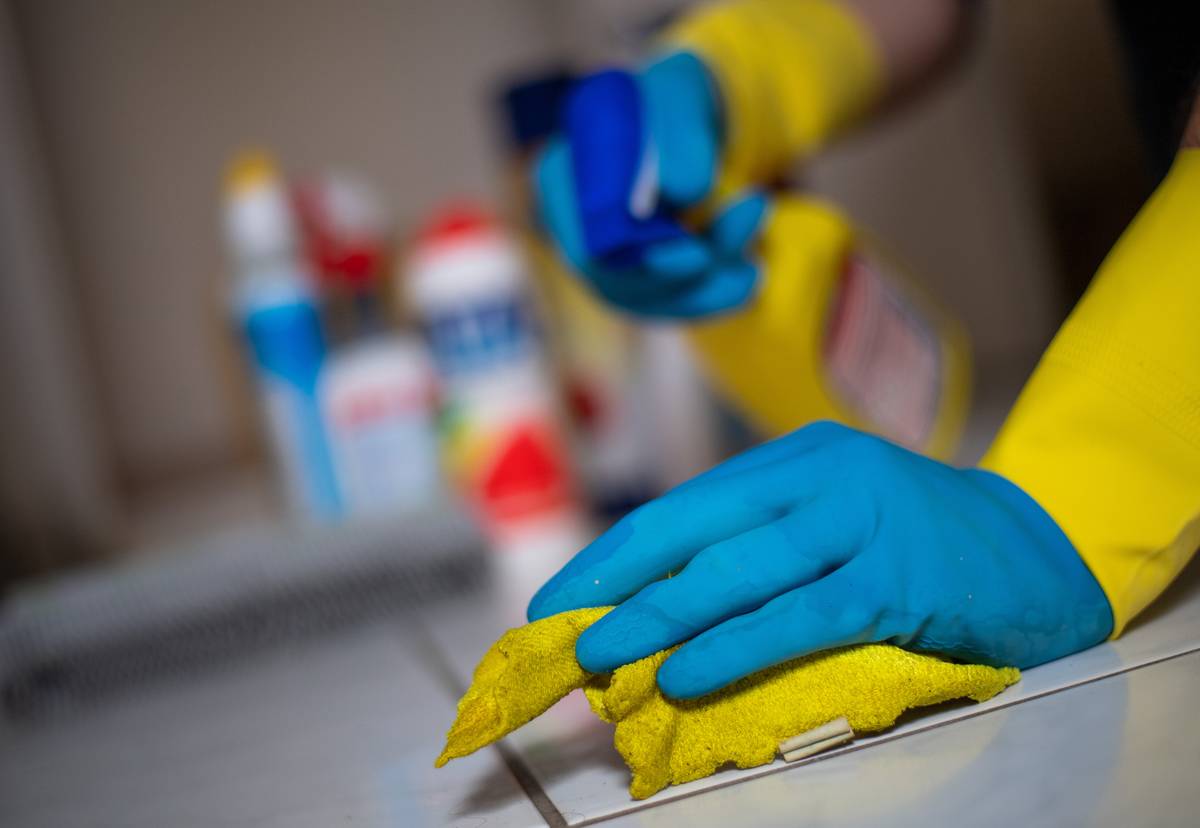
left=663, top=0, right=971, bottom=195
left=1183, top=93, right=1200, bottom=149
left=981, top=140, right=1200, bottom=634
left=842, top=0, right=970, bottom=105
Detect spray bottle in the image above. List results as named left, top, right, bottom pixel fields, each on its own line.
left=222, top=152, right=341, bottom=520
left=563, top=71, right=970, bottom=458
left=404, top=204, right=588, bottom=606
left=496, top=72, right=661, bottom=516
left=295, top=172, right=443, bottom=518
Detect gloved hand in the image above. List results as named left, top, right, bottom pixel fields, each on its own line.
left=536, top=52, right=770, bottom=318
left=527, top=421, right=1113, bottom=699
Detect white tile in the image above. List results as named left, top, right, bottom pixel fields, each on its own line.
left=0, top=622, right=546, bottom=828
left=603, top=648, right=1200, bottom=827
left=418, top=557, right=1200, bottom=824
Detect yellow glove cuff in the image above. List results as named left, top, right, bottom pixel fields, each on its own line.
left=666, top=0, right=883, bottom=198
left=981, top=151, right=1200, bottom=634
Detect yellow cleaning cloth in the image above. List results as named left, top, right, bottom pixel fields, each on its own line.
left=436, top=608, right=1018, bottom=798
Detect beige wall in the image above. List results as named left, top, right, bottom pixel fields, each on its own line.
left=996, top=0, right=1147, bottom=299
left=1, top=0, right=116, bottom=573
left=13, top=0, right=565, bottom=491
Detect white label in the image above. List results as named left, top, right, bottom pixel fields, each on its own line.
left=325, top=380, right=441, bottom=517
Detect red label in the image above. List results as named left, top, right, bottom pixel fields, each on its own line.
left=477, top=422, right=574, bottom=528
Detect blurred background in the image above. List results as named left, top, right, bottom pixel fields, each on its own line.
left=0, top=0, right=1154, bottom=580
left=0, top=0, right=1173, bottom=723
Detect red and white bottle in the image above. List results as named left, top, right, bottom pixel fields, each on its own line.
left=404, top=204, right=588, bottom=603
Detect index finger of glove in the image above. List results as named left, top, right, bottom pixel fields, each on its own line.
left=526, top=447, right=841, bottom=622
left=640, top=51, right=720, bottom=206
left=575, top=496, right=864, bottom=672
left=657, top=560, right=880, bottom=698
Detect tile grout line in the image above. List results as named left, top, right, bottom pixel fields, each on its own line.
left=573, top=641, right=1200, bottom=826
left=402, top=610, right=570, bottom=828
left=494, top=741, right=572, bottom=828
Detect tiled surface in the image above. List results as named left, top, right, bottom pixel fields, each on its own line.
left=0, top=621, right=546, bottom=828
left=605, top=648, right=1200, bottom=827
left=418, top=556, right=1200, bottom=825
left=4, top=551, right=1196, bottom=828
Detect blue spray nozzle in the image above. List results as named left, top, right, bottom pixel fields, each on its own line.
left=564, top=69, right=688, bottom=267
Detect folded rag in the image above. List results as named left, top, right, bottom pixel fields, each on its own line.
left=436, top=607, right=1018, bottom=799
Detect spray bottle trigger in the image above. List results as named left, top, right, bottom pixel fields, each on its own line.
left=564, top=69, right=688, bottom=267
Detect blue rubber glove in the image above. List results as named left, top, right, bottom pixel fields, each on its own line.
left=527, top=421, right=1114, bottom=699
left=535, top=52, right=766, bottom=318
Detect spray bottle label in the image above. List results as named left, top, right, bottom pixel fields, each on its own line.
left=823, top=253, right=942, bottom=449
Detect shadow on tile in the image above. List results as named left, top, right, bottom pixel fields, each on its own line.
left=454, top=750, right=540, bottom=815
left=517, top=716, right=628, bottom=781
left=1122, top=549, right=1200, bottom=632
left=459, top=712, right=628, bottom=810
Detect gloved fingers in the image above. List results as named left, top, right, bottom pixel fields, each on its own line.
left=584, top=260, right=758, bottom=319
left=646, top=260, right=759, bottom=318
left=525, top=483, right=767, bottom=621
left=657, top=562, right=878, bottom=699
left=528, top=449, right=838, bottom=621
left=537, top=137, right=721, bottom=313
left=710, top=191, right=770, bottom=257
left=575, top=502, right=862, bottom=672
left=639, top=51, right=719, bottom=206
left=536, top=125, right=757, bottom=318
left=624, top=193, right=768, bottom=312
left=585, top=268, right=698, bottom=312
left=526, top=512, right=653, bottom=621
left=641, top=237, right=714, bottom=280
left=534, top=139, right=593, bottom=273
left=609, top=193, right=765, bottom=284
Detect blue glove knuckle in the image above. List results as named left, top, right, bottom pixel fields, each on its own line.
left=842, top=431, right=896, bottom=468
left=799, top=419, right=853, bottom=443
left=684, top=545, right=766, bottom=603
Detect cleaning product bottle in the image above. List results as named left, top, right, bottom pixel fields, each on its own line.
left=293, top=170, right=391, bottom=341
left=319, top=335, right=443, bottom=517
left=565, top=70, right=971, bottom=459
left=223, top=152, right=342, bottom=520
left=404, top=203, right=588, bottom=602
left=496, top=72, right=661, bottom=516
left=296, top=171, right=444, bottom=518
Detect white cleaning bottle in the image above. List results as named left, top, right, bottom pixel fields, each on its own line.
left=223, top=152, right=341, bottom=520
left=404, top=204, right=588, bottom=604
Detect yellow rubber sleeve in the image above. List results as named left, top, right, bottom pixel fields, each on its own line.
left=666, top=0, right=884, bottom=199
left=981, top=150, right=1200, bottom=634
